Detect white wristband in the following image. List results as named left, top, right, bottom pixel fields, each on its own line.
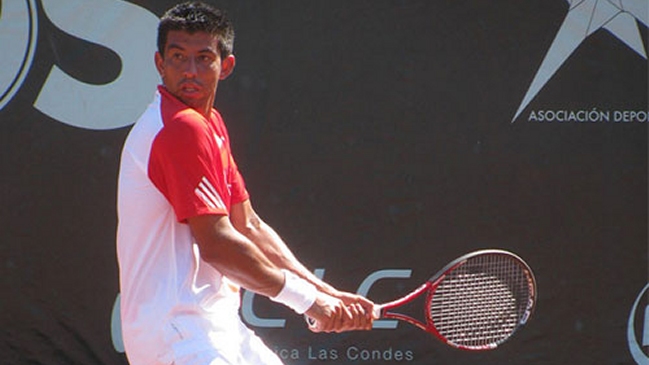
left=271, top=270, right=317, bottom=314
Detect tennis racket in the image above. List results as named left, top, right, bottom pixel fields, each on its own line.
left=310, top=249, right=536, bottom=351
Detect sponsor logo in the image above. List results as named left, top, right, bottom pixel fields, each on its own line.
left=110, top=268, right=413, bottom=353
left=272, top=345, right=415, bottom=362
left=0, top=0, right=37, bottom=111
left=242, top=269, right=412, bottom=329
left=514, top=0, right=647, bottom=122
left=0, top=0, right=159, bottom=129
left=628, top=283, right=649, bottom=364
left=4, top=1, right=645, bottom=128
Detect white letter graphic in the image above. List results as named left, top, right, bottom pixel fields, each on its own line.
left=357, top=269, right=412, bottom=329
left=36, top=0, right=159, bottom=130
left=0, top=0, right=38, bottom=111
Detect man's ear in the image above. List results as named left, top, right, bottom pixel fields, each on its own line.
left=154, top=52, right=165, bottom=79
left=220, top=54, right=236, bottom=80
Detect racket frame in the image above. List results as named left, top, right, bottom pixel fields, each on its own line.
left=377, top=249, right=536, bottom=351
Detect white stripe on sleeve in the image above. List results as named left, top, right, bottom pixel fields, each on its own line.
left=194, top=176, right=226, bottom=211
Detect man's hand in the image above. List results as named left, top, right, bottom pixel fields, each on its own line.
left=305, top=292, right=375, bottom=333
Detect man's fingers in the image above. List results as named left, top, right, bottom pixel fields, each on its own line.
left=305, top=293, right=376, bottom=333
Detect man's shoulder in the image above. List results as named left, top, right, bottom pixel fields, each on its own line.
left=158, top=93, right=208, bottom=133
left=123, top=93, right=163, bottom=149
left=161, top=109, right=210, bottom=143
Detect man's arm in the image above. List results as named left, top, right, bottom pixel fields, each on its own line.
left=187, top=209, right=373, bottom=332
left=188, top=213, right=284, bottom=297
left=228, top=199, right=375, bottom=327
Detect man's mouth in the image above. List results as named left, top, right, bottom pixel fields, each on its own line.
left=180, top=82, right=201, bottom=95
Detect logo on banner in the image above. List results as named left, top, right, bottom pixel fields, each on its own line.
left=0, top=0, right=37, bottom=111
left=628, top=283, right=649, bottom=364
left=514, top=0, right=648, bottom=123
left=241, top=269, right=412, bottom=329
left=111, top=268, right=415, bottom=355
left=0, top=0, right=159, bottom=130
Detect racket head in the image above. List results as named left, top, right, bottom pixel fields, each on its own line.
left=425, top=249, right=536, bottom=351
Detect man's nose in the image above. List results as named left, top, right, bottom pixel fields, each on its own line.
left=183, top=57, right=198, bottom=78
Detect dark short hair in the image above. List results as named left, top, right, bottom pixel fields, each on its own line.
left=157, top=1, right=234, bottom=58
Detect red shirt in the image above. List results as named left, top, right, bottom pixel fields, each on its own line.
left=149, top=85, right=249, bottom=221
left=117, top=86, right=250, bottom=364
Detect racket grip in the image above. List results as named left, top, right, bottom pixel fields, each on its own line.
left=304, top=305, right=382, bottom=329
left=373, top=305, right=383, bottom=319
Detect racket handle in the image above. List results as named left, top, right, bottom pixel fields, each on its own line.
left=373, top=305, right=383, bottom=319
left=304, top=305, right=382, bottom=329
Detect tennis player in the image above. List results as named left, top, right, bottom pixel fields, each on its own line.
left=116, top=2, right=374, bottom=365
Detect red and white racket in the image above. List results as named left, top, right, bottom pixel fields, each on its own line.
left=310, top=249, right=537, bottom=351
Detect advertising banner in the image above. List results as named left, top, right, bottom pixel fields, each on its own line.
left=1, top=1, right=647, bottom=364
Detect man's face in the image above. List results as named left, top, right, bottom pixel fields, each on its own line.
left=155, top=30, right=234, bottom=116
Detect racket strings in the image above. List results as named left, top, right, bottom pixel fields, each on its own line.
left=430, top=255, right=531, bottom=349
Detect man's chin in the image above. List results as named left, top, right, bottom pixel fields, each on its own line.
left=178, top=95, right=205, bottom=109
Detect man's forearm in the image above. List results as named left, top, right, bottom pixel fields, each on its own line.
left=239, top=218, right=339, bottom=296
left=189, top=214, right=286, bottom=297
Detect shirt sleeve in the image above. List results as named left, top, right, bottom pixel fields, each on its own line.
left=227, top=154, right=249, bottom=206
left=148, top=113, right=247, bottom=222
